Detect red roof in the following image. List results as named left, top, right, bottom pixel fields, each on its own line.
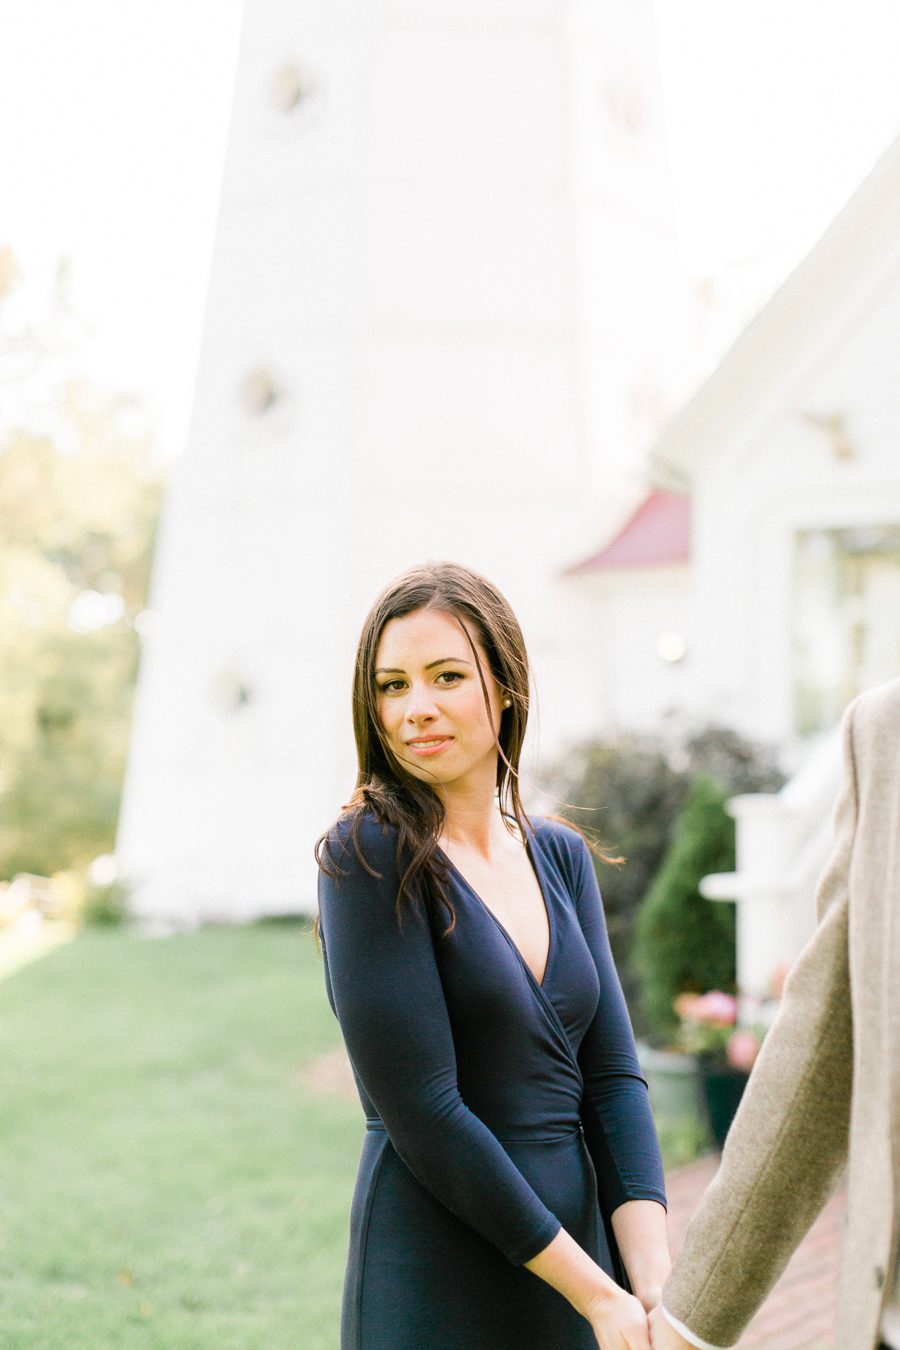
left=567, top=490, right=691, bottom=572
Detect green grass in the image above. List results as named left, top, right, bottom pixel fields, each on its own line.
left=0, top=922, right=704, bottom=1348
left=0, top=922, right=357, bottom=1349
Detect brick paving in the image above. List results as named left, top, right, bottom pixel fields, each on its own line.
left=666, top=1154, right=845, bottom=1350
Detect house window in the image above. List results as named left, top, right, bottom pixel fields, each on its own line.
left=793, top=524, right=900, bottom=734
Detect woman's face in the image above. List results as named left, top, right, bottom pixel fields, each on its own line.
left=373, top=607, right=504, bottom=793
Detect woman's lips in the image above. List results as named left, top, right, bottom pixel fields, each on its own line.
left=405, top=736, right=453, bottom=757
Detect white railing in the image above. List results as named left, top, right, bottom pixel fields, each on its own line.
left=700, top=726, right=843, bottom=997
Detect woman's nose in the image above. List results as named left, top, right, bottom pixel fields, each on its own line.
left=404, top=686, right=439, bottom=722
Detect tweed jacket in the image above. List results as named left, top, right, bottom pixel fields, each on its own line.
left=663, top=675, right=900, bottom=1350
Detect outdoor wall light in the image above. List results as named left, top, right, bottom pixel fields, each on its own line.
left=657, top=630, right=687, bottom=663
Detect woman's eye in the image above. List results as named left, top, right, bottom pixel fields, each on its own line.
left=376, top=671, right=462, bottom=695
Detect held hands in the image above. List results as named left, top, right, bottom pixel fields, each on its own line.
left=648, top=1304, right=694, bottom=1349
left=585, top=1286, right=652, bottom=1349
left=584, top=1288, right=694, bottom=1350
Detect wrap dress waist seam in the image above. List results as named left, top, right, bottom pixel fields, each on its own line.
left=365, top=1115, right=585, bottom=1144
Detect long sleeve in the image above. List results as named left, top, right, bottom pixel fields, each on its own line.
left=317, top=812, right=561, bottom=1266
left=662, top=700, right=858, bottom=1348
left=565, top=830, right=667, bottom=1215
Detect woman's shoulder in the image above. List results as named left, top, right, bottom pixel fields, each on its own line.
left=527, top=813, right=589, bottom=869
left=321, top=805, right=400, bottom=872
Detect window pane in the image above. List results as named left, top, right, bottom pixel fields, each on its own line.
left=793, top=524, right=900, bottom=734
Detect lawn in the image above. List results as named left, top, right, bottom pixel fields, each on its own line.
left=0, top=921, right=703, bottom=1349
left=0, top=922, right=357, bottom=1349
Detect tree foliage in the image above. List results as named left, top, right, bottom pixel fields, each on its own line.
left=0, top=255, right=163, bottom=879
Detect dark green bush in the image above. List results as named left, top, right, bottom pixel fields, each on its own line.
left=549, top=735, right=686, bottom=1014
left=633, top=775, right=737, bottom=1036
left=546, top=722, right=784, bottom=1033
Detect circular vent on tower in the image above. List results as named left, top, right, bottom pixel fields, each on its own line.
left=210, top=669, right=256, bottom=713
left=238, top=367, right=280, bottom=416
left=601, top=79, right=647, bottom=137
left=268, top=62, right=315, bottom=115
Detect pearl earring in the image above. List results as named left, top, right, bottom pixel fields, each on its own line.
left=502, top=698, right=512, bottom=709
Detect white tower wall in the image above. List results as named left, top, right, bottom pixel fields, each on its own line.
left=117, top=0, right=687, bottom=923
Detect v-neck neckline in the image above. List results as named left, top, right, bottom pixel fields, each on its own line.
left=437, top=824, right=555, bottom=990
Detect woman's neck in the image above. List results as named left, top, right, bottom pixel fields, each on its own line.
left=438, top=788, right=515, bottom=862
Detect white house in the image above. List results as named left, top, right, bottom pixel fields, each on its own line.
left=570, top=134, right=900, bottom=751
left=567, top=136, right=900, bottom=991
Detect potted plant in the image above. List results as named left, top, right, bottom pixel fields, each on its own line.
left=673, top=989, right=778, bottom=1148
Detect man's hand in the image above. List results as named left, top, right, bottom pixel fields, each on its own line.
left=648, top=1304, right=694, bottom=1349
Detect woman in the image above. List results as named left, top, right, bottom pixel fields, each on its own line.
left=316, top=562, right=670, bottom=1349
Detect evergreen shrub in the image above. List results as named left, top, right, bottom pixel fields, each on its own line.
left=547, top=735, right=685, bottom=1015
left=546, top=723, right=783, bottom=1036
left=633, top=775, right=737, bottom=1037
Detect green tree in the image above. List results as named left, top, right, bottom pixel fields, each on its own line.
left=0, top=255, right=163, bottom=879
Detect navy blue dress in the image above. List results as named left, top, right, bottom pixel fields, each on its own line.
left=317, top=811, right=666, bottom=1350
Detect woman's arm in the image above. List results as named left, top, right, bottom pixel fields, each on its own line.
left=526, top=1228, right=652, bottom=1349
left=318, top=812, right=561, bottom=1265
left=559, top=826, right=671, bottom=1306
left=611, top=1200, right=671, bottom=1312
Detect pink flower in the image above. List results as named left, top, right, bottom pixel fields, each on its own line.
left=695, top=991, right=738, bottom=1026
left=674, top=993, right=704, bottom=1020
left=727, top=1030, right=760, bottom=1071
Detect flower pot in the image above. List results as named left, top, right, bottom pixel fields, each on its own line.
left=696, top=1060, right=749, bottom=1150
left=637, top=1043, right=701, bottom=1129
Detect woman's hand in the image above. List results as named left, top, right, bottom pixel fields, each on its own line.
left=525, top=1226, right=654, bottom=1347
left=585, top=1285, right=652, bottom=1349
left=631, top=1281, right=665, bottom=1314
left=647, top=1305, right=693, bottom=1348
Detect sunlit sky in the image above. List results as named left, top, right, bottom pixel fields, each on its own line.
left=2, top=0, right=900, bottom=459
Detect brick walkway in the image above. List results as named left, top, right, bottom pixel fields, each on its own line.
left=666, top=1155, right=845, bottom=1350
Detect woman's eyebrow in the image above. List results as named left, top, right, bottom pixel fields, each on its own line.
left=374, top=656, right=474, bottom=675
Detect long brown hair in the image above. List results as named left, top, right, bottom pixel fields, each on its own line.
left=316, top=561, right=621, bottom=934
left=316, top=561, right=532, bottom=933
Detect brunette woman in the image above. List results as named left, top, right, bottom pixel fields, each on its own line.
left=316, top=561, right=669, bottom=1350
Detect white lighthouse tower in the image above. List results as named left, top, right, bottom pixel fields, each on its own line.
left=116, top=0, right=688, bottom=925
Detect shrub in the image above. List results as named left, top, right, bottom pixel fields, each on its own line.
left=81, top=879, right=130, bottom=927
left=548, top=735, right=686, bottom=1014
left=682, top=724, right=783, bottom=796
left=546, top=723, right=784, bottom=1032
left=633, top=775, right=737, bottom=1037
